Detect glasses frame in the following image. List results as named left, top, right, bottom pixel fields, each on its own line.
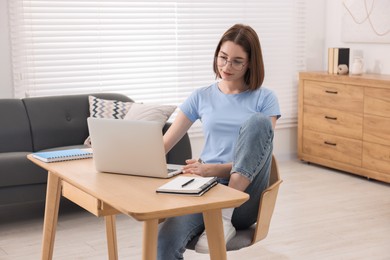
left=216, top=56, right=247, bottom=71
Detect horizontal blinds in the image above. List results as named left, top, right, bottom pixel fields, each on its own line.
left=9, top=0, right=306, bottom=136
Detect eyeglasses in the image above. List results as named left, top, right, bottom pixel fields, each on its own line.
left=216, top=56, right=247, bottom=71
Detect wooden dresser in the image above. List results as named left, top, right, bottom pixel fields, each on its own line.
left=298, top=71, right=390, bottom=183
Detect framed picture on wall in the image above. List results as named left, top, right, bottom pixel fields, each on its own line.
left=342, top=0, right=390, bottom=43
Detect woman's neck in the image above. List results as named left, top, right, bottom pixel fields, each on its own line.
left=218, top=80, right=248, bottom=94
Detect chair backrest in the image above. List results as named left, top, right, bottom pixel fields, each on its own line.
left=225, top=154, right=282, bottom=251
left=187, top=154, right=282, bottom=251
left=251, top=154, right=282, bottom=245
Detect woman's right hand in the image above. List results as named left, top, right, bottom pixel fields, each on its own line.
left=182, top=159, right=232, bottom=179
left=182, top=159, right=211, bottom=177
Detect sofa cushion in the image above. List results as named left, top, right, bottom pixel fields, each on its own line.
left=0, top=152, right=47, bottom=187
left=23, top=93, right=133, bottom=151
left=0, top=99, right=33, bottom=153
left=0, top=184, right=47, bottom=206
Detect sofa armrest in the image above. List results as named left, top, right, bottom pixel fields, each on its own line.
left=163, top=123, right=192, bottom=165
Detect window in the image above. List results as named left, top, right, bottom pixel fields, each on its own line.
left=9, top=0, right=306, bottom=136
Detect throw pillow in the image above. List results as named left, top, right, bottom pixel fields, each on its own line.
left=84, top=95, right=133, bottom=146
left=89, top=95, right=133, bottom=119
left=124, top=103, right=177, bottom=127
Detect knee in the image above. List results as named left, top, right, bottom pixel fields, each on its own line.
left=242, top=113, right=273, bottom=133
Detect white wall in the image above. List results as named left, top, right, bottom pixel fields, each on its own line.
left=0, top=0, right=13, bottom=98
left=305, top=0, right=327, bottom=71
left=325, top=0, right=390, bottom=74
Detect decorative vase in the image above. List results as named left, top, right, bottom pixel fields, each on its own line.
left=351, top=57, right=364, bottom=75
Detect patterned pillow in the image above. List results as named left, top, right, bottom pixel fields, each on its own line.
left=89, top=95, right=132, bottom=119
left=84, top=96, right=133, bottom=146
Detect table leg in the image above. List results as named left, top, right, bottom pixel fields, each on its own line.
left=203, top=209, right=227, bottom=260
left=41, top=172, right=61, bottom=260
left=142, top=219, right=159, bottom=260
left=105, top=215, right=118, bottom=260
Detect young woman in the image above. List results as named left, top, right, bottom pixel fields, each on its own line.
left=158, top=24, right=281, bottom=259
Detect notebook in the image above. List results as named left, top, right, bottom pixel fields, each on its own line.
left=156, top=176, right=218, bottom=196
left=87, top=117, right=183, bottom=178
left=32, top=148, right=93, bottom=163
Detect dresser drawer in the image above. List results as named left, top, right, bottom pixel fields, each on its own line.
left=303, top=130, right=362, bottom=167
left=364, top=87, right=390, bottom=118
left=303, top=105, right=362, bottom=139
left=363, top=114, right=390, bottom=146
left=363, top=142, right=390, bottom=175
left=303, top=80, right=363, bottom=112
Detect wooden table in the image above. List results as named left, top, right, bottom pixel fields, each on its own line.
left=28, top=155, right=249, bottom=260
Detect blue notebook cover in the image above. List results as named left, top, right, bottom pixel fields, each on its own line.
left=32, top=148, right=93, bottom=163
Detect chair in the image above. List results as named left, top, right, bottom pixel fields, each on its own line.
left=187, top=154, right=282, bottom=251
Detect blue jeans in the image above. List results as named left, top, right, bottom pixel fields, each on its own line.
left=157, top=113, right=274, bottom=259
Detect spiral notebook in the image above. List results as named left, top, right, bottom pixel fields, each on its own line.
left=32, top=148, right=93, bottom=163
left=156, top=176, right=218, bottom=196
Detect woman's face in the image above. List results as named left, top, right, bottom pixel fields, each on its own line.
left=217, top=41, right=249, bottom=82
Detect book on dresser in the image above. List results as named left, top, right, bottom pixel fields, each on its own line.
left=327, top=47, right=350, bottom=74
left=156, top=176, right=218, bottom=196
left=32, top=148, right=93, bottom=163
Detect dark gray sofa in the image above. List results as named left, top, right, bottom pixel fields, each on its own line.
left=0, top=93, right=192, bottom=207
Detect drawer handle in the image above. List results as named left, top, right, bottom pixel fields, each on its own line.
left=325, top=90, right=338, bottom=94
left=324, top=141, right=337, bottom=146
left=325, top=116, right=337, bottom=120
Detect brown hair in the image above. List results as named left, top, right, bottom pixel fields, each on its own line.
left=213, top=24, right=264, bottom=90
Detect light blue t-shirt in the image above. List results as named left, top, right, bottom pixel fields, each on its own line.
left=180, top=82, right=281, bottom=164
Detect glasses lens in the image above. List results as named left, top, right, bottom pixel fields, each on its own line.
left=216, top=56, right=244, bottom=71
left=231, top=61, right=243, bottom=71
left=217, top=56, right=227, bottom=67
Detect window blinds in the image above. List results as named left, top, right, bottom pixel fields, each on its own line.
left=8, top=0, right=306, bottom=136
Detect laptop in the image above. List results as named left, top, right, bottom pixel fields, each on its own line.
left=87, top=117, right=183, bottom=178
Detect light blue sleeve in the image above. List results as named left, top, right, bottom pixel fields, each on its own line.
left=258, top=89, right=281, bottom=119
left=179, top=88, right=201, bottom=122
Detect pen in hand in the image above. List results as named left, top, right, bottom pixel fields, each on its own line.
left=181, top=178, right=195, bottom=188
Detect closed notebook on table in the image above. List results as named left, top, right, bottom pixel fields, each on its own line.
left=32, top=148, right=93, bottom=163
left=156, top=176, right=218, bottom=196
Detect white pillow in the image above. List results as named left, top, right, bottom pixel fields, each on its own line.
left=124, top=103, right=177, bottom=127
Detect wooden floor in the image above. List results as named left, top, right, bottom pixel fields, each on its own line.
left=1, top=159, right=389, bottom=260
